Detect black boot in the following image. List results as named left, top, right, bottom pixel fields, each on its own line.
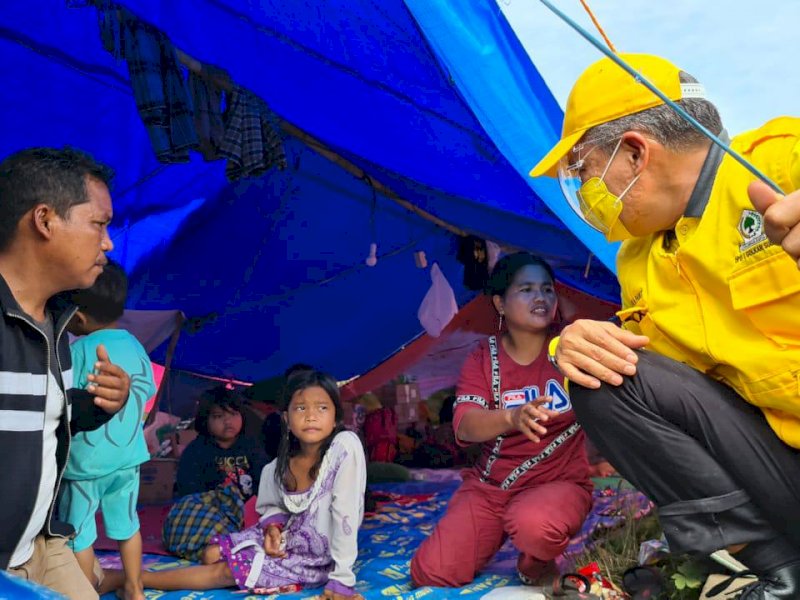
left=708, top=562, right=800, bottom=598
left=735, top=562, right=800, bottom=599
left=708, top=536, right=800, bottom=599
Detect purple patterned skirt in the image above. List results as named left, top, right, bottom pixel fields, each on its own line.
left=212, top=518, right=333, bottom=590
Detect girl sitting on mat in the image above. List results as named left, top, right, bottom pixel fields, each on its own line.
left=411, top=252, right=593, bottom=588
left=108, top=369, right=367, bottom=599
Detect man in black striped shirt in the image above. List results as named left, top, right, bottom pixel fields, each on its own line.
left=0, top=147, right=131, bottom=599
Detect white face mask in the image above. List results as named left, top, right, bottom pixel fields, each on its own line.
left=558, top=138, right=640, bottom=242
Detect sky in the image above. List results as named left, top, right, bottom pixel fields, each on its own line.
left=500, top=0, right=800, bottom=136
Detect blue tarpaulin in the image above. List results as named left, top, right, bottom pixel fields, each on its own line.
left=0, top=0, right=619, bottom=382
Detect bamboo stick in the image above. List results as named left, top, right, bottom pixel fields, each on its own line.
left=175, top=49, right=466, bottom=237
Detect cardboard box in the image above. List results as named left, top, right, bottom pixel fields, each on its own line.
left=395, top=404, right=418, bottom=422
left=139, top=458, right=178, bottom=504
left=395, top=383, right=420, bottom=405
left=377, top=382, right=420, bottom=408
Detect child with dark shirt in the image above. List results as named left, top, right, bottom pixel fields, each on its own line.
left=175, top=386, right=268, bottom=499
left=163, top=387, right=269, bottom=561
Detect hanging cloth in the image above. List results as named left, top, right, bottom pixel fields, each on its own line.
left=189, top=66, right=227, bottom=161
left=97, top=3, right=198, bottom=162
left=457, top=235, right=490, bottom=291
left=219, top=87, right=287, bottom=181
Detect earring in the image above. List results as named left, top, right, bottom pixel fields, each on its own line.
left=498, top=314, right=504, bottom=331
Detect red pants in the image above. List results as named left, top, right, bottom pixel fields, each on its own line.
left=411, top=473, right=592, bottom=587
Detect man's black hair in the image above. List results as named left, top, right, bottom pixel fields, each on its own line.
left=0, top=147, right=114, bottom=252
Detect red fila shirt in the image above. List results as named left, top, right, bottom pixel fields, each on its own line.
left=453, top=336, right=590, bottom=490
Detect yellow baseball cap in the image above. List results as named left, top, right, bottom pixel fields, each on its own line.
left=530, top=53, right=703, bottom=178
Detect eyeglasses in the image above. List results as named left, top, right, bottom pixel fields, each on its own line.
left=560, top=136, right=622, bottom=180
left=556, top=136, right=623, bottom=234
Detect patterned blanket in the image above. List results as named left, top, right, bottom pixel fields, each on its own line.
left=98, top=476, right=652, bottom=599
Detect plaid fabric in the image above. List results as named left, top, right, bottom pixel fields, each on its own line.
left=162, top=482, right=244, bottom=561
left=95, top=1, right=123, bottom=59
left=97, top=4, right=198, bottom=163
left=190, top=67, right=227, bottom=161
left=220, top=86, right=287, bottom=181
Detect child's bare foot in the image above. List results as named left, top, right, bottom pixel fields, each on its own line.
left=98, top=569, right=125, bottom=594
left=117, top=580, right=145, bottom=600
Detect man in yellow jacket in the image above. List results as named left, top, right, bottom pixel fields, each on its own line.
left=531, top=54, right=800, bottom=599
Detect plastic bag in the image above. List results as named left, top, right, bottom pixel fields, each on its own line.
left=418, top=263, right=458, bottom=337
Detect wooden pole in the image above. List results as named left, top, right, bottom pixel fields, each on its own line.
left=144, top=312, right=185, bottom=424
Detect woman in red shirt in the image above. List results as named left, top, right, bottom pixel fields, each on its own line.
left=411, top=253, right=592, bottom=588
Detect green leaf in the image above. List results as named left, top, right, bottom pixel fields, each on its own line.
left=675, top=559, right=707, bottom=589
left=672, top=573, right=687, bottom=590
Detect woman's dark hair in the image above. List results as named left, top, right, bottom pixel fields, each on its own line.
left=284, top=363, right=313, bottom=377
left=484, top=252, right=556, bottom=298
left=194, top=385, right=246, bottom=438
left=275, top=369, right=346, bottom=491
left=439, top=395, right=455, bottom=424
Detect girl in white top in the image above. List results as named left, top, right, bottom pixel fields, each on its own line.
left=126, top=370, right=367, bottom=599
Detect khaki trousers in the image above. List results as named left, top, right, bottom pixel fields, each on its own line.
left=7, top=536, right=98, bottom=600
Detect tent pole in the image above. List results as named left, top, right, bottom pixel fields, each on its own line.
left=282, top=122, right=466, bottom=236
left=144, top=312, right=185, bottom=426
left=174, top=50, right=467, bottom=238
